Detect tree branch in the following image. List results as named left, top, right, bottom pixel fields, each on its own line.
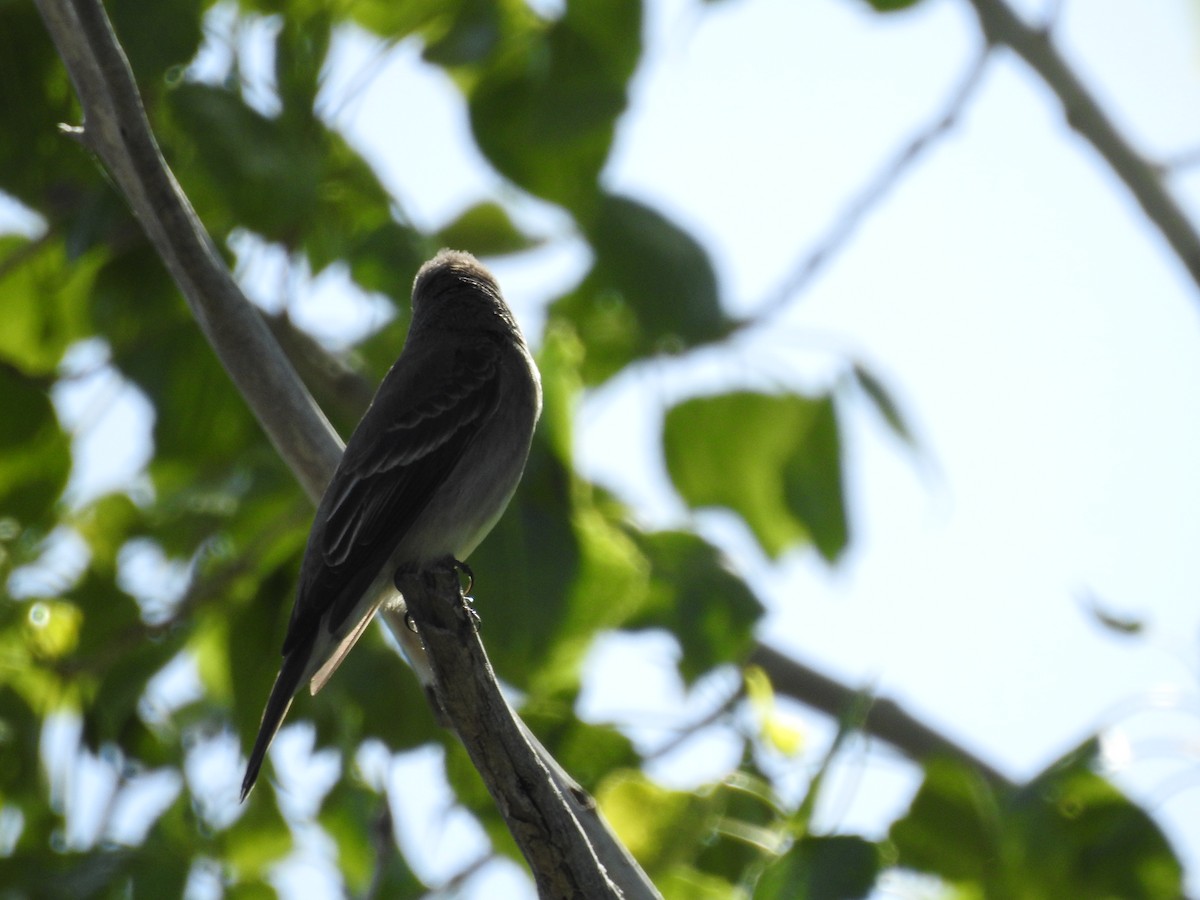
left=750, top=642, right=1015, bottom=791
left=392, top=569, right=626, bottom=900
left=963, top=0, right=1200, bottom=293
left=34, top=0, right=341, bottom=505
left=751, top=49, right=992, bottom=325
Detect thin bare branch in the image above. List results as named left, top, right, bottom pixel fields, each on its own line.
left=964, top=0, right=1200, bottom=294
left=751, top=50, right=992, bottom=326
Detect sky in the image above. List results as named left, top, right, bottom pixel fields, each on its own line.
left=15, top=0, right=1200, bottom=896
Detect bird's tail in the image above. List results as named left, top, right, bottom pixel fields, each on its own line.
left=240, top=645, right=309, bottom=801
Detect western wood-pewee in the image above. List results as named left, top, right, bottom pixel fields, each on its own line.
left=241, top=250, right=542, bottom=800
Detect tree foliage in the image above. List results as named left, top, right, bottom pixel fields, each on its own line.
left=0, top=0, right=1186, bottom=897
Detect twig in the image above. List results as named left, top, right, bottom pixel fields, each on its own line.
left=750, top=642, right=1016, bottom=791
left=751, top=50, right=992, bottom=326
left=963, top=0, right=1200, bottom=294
left=1158, top=146, right=1200, bottom=176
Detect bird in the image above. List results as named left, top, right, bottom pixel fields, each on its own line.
left=241, top=249, right=542, bottom=800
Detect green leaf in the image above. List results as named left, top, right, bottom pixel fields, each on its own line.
left=859, top=0, right=924, bottom=10
left=553, top=194, right=734, bottom=384
left=664, top=391, right=849, bottom=562
left=891, top=746, right=1185, bottom=899
left=0, top=236, right=95, bottom=376
left=0, top=4, right=96, bottom=208
left=125, top=824, right=192, bottom=898
left=343, top=0, right=457, bottom=41
left=108, top=0, right=205, bottom=82
left=1012, top=740, right=1184, bottom=899
left=468, top=1, right=640, bottom=216
left=219, top=782, right=293, bottom=877
left=318, top=782, right=425, bottom=896
left=422, top=0, right=505, bottom=66
left=657, top=866, right=738, bottom=900
left=275, top=11, right=331, bottom=125
left=519, top=708, right=639, bottom=790
left=596, top=770, right=717, bottom=875
left=166, top=82, right=322, bottom=244
left=850, top=363, right=916, bottom=447
left=318, top=782, right=423, bottom=895
left=627, top=530, right=764, bottom=683
left=435, top=201, right=538, bottom=256
left=0, top=367, right=70, bottom=525
left=756, top=835, right=879, bottom=900
left=72, top=493, right=146, bottom=576
left=889, top=758, right=1003, bottom=884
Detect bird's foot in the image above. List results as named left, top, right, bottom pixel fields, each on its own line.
left=451, top=558, right=474, bottom=595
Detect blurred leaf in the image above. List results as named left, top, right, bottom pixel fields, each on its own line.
left=0, top=367, right=70, bottom=525
left=891, top=745, right=1184, bottom=899
left=520, top=707, right=639, bottom=789
left=850, top=363, right=916, bottom=447
left=858, top=0, right=924, bottom=10
left=435, top=201, right=538, bottom=256
left=657, top=866, right=738, bottom=900
left=126, top=825, right=192, bottom=898
left=108, top=0, right=204, bottom=82
left=664, top=391, right=848, bottom=562
left=756, top=835, right=879, bottom=900
left=72, top=493, right=146, bottom=576
left=596, top=770, right=717, bottom=875
left=554, top=194, right=733, bottom=383
left=166, top=82, right=322, bottom=244
left=24, top=599, right=81, bottom=661
left=319, top=782, right=390, bottom=894
left=0, top=236, right=95, bottom=376
left=889, top=757, right=1003, bottom=883
left=82, top=625, right=188, bottom=749
left=275, top=11, right=331, bottom=125
left=343, top=0, right=457, bottom=40
left=0, top=4, right=94, bottom=207
left=627, top=530, right=764, bottom=683
left=744, top=666, right=803, bottom=757
left=226, top=880, right=278, bottom=900
left=0, top=689, right=40, bottom=797
left=1079, top=589, right=1146, bottom=637
left=468, top=1, right=639, bottom=215
left=423, top=0, right=505, bottom=66
left=1012, top=740, right=1184, bottom=899
left=220, top=784, right=293, bottom=877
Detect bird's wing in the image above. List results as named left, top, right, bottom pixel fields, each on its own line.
left=281, top=337, right=501, bottom=656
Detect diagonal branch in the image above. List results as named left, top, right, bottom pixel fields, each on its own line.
left=751, top=642, right=1015, bottom=791
left=964, top=0, right=1200, bottom=293
left=391, top=570, right=626, bottom=900
left=34, top=0, right=341, bottom=504
left=752, top=49, right=992, bottom=325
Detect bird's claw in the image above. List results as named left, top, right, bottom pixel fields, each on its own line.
left=452, top=558, right=474, bottom=595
